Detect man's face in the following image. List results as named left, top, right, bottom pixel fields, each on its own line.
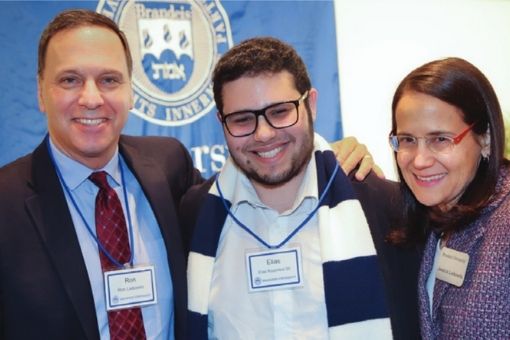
left=38, top=25, right=133, bottom=169
left=220, top=71, right=317, bottom=187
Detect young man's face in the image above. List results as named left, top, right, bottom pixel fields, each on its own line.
left=220, top=71, right=317, bottom=187
left=38, top=25, right=133, bottom=169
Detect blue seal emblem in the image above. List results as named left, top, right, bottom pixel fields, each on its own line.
left=97, top=0, right=233, bottom=126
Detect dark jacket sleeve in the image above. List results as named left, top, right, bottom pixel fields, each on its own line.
left=351, top=173, right=422, bottom=340
left=178, top=177, right=215, bottom=253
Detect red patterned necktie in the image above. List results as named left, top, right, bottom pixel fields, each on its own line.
left=89, top=171, right=146, bottom=340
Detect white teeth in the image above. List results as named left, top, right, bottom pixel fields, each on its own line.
left=257, top=146, right=283, bottom=158
left=416, top=174, right=445, bottom=182
left=75, top=118, right=104, bottom=126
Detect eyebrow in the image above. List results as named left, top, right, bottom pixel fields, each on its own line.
left=225, top=98, right=297, bottom=115
left=56, top=68, right=126, bottom=76
left=396, top=130, right=455, bottom=136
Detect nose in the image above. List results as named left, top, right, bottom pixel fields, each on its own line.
left=253, top=115, right=276, bottom=142
left=412, top=142, right=435, bottom=169
left=78, top=80, right=104, bottom=109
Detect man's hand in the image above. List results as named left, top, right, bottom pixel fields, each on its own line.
left=331, top=137, right=385, bottom=180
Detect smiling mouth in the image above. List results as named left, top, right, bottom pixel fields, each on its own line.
left=415, top=173, right=446, bottom=182
left=256, top=146, right=283, bottom=158
left=74, top=118, right=107, bottom=126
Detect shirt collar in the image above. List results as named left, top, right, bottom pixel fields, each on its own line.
left=231, top=153, right=319, bottom=214
left=49, top=138, right=121, bottom=190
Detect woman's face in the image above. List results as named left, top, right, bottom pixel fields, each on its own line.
left=395, top=91, right=485, bottom=211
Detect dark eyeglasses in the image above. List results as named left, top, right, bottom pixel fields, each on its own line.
left=220, top=91, right=309, bottom=137
left=388, top=123, right=476, bottom=154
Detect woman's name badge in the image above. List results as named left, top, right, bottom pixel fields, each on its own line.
left=245, top=247, right=303, bottom=292
left=436, top=247, right=469, bottom=287
left=104, top=265, right=157, bottom=311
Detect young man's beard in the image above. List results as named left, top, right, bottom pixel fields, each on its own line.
left=233, top=120, right=314, bottom=188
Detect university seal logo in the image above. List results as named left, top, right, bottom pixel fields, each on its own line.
left=97, top=0, right=233, bottom=126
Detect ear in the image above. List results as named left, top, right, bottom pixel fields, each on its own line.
left=37, top=76, right=46, bottom=113
left=479, top=128, right=491, bottom=159
left=216, top=111, right=223, bottom=123
left=307, top=88, right=318, bottom=122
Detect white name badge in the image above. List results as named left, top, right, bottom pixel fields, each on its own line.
left=104, top=265, right=157, bottom=311
left=436, top=246, right=470, bottom=287
left=246, top=247, right=303, bottom=292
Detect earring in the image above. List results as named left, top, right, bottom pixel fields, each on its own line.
left=480, top=129, right=491, bottom=161
left=481, top=148, right=490, bottom=161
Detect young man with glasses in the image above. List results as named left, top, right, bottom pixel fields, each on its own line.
left=180, top=37, right=421, bottom=339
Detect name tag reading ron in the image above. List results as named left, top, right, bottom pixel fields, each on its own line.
left=104, top=265, right=157, bottom=311
left=436, top=247, right=470, bottom=287
left=246, top=247, right=303, bottom=292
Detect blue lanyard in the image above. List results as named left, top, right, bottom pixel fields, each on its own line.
left=46, top=136, right=136, bottom=269
left=216, top=163, right=339, bottom=249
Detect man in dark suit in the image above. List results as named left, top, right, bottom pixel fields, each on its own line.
left=0, top=9, right=203, bottom=340
left=0, top=9, right=377, bottom=340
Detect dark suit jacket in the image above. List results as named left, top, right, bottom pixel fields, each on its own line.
left=180, top=172, right=421, bottom=340
left=0, top=135, right=203, bottom=340
left=351, top=174, right=422, bottom=340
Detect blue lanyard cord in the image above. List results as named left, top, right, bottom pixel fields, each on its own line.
left=46, top=137, right=135, bottom=269
left=216, top=163, right=340, bottom=249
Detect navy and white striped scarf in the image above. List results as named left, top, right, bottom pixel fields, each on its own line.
left=187, top=134, right=392, bottom=339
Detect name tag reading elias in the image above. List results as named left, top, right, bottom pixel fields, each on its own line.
left=436, top=247, right=469, bottom=287
left=104, top=265, right=157, bottom=311
left=246, top=247, right=303, bottom=292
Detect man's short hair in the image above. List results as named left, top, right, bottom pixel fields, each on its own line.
left=212, top=37, right=312, bottom=113
left=38, top=9, right=133, bottom=77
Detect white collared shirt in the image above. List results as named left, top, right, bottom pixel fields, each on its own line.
left=208, top=158, right=329, bottom=340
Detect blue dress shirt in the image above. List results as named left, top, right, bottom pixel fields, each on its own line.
left=49, top=140, right=174, bottom=340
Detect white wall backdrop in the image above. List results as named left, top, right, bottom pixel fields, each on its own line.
left=335, top=0, right=510, bottom=179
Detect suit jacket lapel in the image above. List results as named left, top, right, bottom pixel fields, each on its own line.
left=26, top=140, right=99, bottom=339
left=119, top=138, right=188, bottom=330
left=428, top=221, right=485, bottom=337
left=418, top=232, right=438, bottom=340
left=119, top=139, right=186, bottom=262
